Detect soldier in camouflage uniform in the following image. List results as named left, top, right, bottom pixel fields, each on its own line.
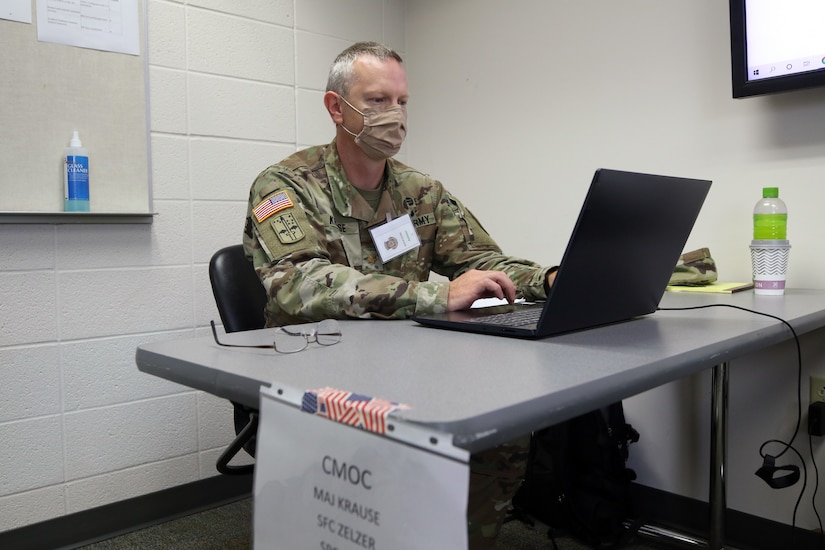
left=242, top=141, right=552, bottom=325
left=243, top=41, right=556, bottom=549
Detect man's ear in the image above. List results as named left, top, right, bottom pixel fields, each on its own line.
left=324, top=91, right=344, bottom=124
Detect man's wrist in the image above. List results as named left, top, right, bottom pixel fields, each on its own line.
left=544, top=266, right=559, bottom=293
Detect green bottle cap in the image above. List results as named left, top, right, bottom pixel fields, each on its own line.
left=763, top=187, right=779, bottom=198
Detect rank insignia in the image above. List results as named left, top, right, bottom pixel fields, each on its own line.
left=271, top=212, right=305, bottom=244
left=253, top=190, right=294, bottom=223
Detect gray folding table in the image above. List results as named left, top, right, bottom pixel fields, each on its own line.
left=136, top=289, right=825, bottom=549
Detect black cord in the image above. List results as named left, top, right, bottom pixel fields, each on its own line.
left=758, top=438, right=807, bottom=546
left=657, top=303, right=824, bottom=544
left=810, top=429, right=825, bottom=550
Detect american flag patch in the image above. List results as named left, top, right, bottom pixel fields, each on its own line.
left=301, top=387, right=411, bottom=435
left=253, top=191, right=294, bottom=223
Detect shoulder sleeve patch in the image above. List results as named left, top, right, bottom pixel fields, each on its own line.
left=269, top=212, right=305, bottom=244
left=253, top=190, right=294, bottom=223
left=252, top=188, right=315, bottom=261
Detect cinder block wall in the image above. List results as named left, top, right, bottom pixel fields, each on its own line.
left=0, top=0, right=406, bottom=533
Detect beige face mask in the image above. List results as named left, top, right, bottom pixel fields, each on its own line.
left=339, top=95, right=407, bottom=161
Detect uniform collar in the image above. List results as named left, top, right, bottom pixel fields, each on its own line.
left=325, top=139, right=400, bottom=224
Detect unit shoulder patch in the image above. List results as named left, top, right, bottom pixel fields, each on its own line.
left=270, top=212, right=305, bottom=244
left=251, top=188, right=313, bottom=260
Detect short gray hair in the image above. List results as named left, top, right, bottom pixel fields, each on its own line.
left=326, top=41, right=404, bottom=97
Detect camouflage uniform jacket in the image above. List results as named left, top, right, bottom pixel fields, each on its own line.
left=243, top=139, right=552, bottom=326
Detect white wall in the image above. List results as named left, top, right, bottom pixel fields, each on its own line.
left=405, top=0, right=825, bottom=530
left=0, top=0, right=405, bottom=533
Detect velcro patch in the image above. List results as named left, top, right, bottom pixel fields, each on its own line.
left=412, top=213, right=434, bottom=227
left=270, top=212, right=306, bottom=244
left=253, top=190, right=294, bottom=223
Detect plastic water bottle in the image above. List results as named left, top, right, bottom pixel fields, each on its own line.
left=753, top=187, right=787, bottom=240
left=751, top=187, right=790, bottom=295
left=64, top=130, right=90, bottom=212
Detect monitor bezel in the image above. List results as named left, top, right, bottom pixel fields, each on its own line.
left=730, top=0, right=825, bottom=98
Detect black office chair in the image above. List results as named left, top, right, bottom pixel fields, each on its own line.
left=208, top=244, right=267, bottom=475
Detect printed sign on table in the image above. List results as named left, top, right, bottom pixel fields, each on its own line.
left=254, top=386, right=470, bottom=549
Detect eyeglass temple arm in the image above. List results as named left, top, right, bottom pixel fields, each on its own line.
left=210, top=320, right=273, bottom=349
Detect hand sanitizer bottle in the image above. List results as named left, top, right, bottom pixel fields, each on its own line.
left=64, top=131, right=90, bottom=212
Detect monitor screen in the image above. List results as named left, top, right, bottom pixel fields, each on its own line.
left=730, top=0, right=825, bottom=98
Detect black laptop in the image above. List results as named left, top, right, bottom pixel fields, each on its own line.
left=412, top=168, right=711, bottom=338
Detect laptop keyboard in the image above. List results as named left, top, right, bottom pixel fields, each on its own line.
left=469, top=308, right=542, bottom=327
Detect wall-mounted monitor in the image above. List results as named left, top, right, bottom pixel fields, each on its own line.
left=730, top=0, right=825, bottom=98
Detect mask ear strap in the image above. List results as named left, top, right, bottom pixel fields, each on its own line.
left=339, top=122, right=360, bottom=138
left=338, top=94, right=365, bottom=117
left=336, top=94, right=364, bottom=138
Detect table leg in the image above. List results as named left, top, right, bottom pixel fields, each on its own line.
left=709, top=361, right=729, bottom=550
left=634, top=361, right=731, bottom=550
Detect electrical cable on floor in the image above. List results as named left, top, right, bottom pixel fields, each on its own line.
left=658, top=303, right=824, bottom=548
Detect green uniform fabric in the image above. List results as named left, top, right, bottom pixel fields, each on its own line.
left=669, top=247, right=718, bottom=286
left=242, top=139, right=552, bottom=327
left=467, top=435, right=531, bottom=547
left=242, top=139, right=551, bottom=546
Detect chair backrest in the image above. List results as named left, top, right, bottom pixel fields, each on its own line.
left=209, top=245, right=267, bottom=333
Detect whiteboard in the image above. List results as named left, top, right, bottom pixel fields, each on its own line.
left=0, top=2, right=150, bottom=215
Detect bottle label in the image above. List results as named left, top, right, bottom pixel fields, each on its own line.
left=753, top=213, right=787, bottom=240
left=65, top=155, right=90, bottom=200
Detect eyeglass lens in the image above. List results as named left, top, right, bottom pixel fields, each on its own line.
left=273, top=319, right=342, bottom=353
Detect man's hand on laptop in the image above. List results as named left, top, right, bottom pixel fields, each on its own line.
left=447, top=270, right=517, bottom=311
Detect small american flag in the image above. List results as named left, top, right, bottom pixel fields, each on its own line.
left=301, top=387, right=411, bottom=435
left=253, top=191, right=293, bottom=222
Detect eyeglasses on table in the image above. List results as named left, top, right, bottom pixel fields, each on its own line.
left=210, top=319, right=342, bottom=354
